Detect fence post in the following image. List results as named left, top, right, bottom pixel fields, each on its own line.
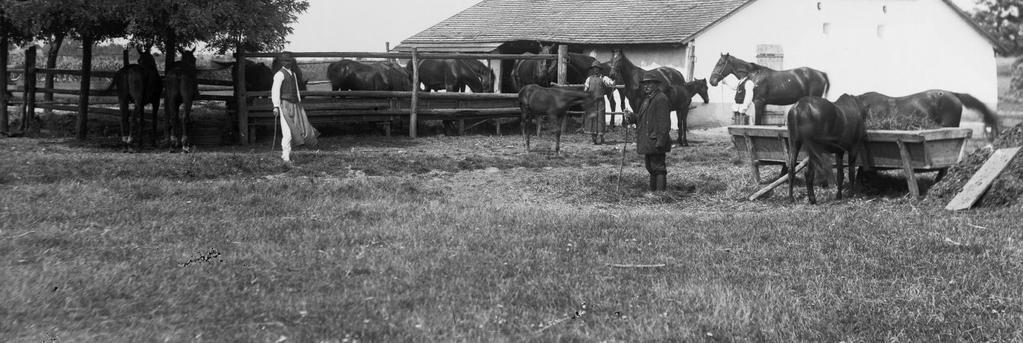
left=0, top=33, right=8, bottom=135
left=22, top=45, right=36, bottom=134
left=123, top=49, right=130, bottom=67
left=233, top=50, right=248, bottom=145
left=76, top=36, right=93, bottom=140
left=557, top=45, right=568, bottom=86
left=410, top=47, right=419, bottom=138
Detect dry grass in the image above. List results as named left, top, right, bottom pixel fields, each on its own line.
left=1, top=128, right=1022, bottom=342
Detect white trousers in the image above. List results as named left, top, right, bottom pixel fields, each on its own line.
left=280, top=113, right=292, bottom=161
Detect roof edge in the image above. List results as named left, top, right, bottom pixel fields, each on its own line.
left=940, top=0, right=1007, bottom=53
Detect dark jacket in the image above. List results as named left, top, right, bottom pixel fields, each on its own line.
left=280, top=68, right=301, bottom=103
left=627, top=91, right=672, bottom=154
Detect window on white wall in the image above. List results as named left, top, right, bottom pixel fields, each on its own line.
left=877, top=24, right=885, bottom=38
left=756, top=44, right=784, bottom=70
left=822, top=22, right=831, bottom=36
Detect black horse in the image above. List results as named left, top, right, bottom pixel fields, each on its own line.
left=330, top=60, right=411, bottom=91
left=608, top=49, right=696, bottom=146
left=854, top=89, right=1000, bottom=143
left=519, top=84, right=597, bottom=154
left=787, top=95, right=868, bottom=204
left=111, top=46, right=162, bottom=151
left=562, top=52, right=624, bottom=125
left=410, top=59, right=492, bottom=92
left=244, top=59, right=273, bottom=91
left=686, top=78, right=709, bottom=105
left=511, top=44, right=555, bottom=92
left=164, top=48, right=199, bottom=153
left=709, top=53, right=830, bottom=125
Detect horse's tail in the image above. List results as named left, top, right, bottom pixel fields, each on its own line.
left=102, top=69, right=122, bottom=96
left=952, top=92, right=1000, bottom=135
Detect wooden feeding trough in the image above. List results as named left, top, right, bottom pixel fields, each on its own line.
left=728, top=125, right=974, bottom=199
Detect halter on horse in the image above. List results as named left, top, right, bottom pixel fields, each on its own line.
left=709, top=53, right=830, bottom=125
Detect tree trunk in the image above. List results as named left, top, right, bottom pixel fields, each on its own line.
left=77, top=36, right=93, bottom=140
left=43, top=34, right=64, bottom=120
left=163, top=33, right=177, bottom=74
left=1, top=22, right=9, bottom=135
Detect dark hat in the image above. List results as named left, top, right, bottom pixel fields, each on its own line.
left=640, top=72, right=663, bottom=83
left=588, top=60, right=603, bottom=69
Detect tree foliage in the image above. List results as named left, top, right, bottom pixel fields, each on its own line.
left=973, top=0, right=1023, bottom=54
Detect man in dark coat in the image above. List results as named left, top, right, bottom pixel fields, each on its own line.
left=625, top=71, right=673, bottom=192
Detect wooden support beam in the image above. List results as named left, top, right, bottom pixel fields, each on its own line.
left=22, top=46, right=36, bottom=134
left=946, top=147, right=1021, bottom=211
left=234, top=49, right=249, bottom=145
left=410, top=47, right=419, bottom=138
left=749, top=158, right=809, bottom=200
left=896, top=139, right=920, bottom=199
left=557, top=45, right=568, bottom=86
left=0, top=33, right=8, bottom=135
left=76, top=36, right=93, bottom=140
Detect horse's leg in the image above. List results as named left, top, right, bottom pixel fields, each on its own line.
left=754, top=100, right=767, bottom=125
left=805, top=160, right=817, bottom=205
left=118, top=95, right=130, bottom=150
left=607, top=92, right=617, bottom=128
left=835, top=151, right=845, bottom=200
left=150, top=97, right=159, bottom=148
left=165, top=96, right=175, bottom=152
left=848, top=149, right=859, bottom=197
left=680, top=108, right=689, bottom=147
left=788, top=140, right=802, bottom=202
left=132, top=99, right=144, bottom=152
left=555, top=113, right=568, bottom=155
left=181, top=95, right=193, bottom=153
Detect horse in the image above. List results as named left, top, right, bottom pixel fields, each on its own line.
left=164, top=48, right=200, bottom=153
left=853, top=89, right=1000, bottom=143
left=686, top=78, right=709, bottom=104
left=375, top=61, right=412, bottom=91
left=410, top=59, right=492, bottom=93
left=787, top=95, right=868, bottom=204
left=111, top=45, right=162, bottom=151
left=709, top=53, right=830, bottom=125
left=244, top=59, right=273, bottom=91
left=518, top=84, right=597, bottom=154
left=562, top=52, right=624, bottom=126
left=511, top=44, right=555, bottom=92
left=608, top=49, right=695, bottom=146
left=328, top=59, right=388, bottom=91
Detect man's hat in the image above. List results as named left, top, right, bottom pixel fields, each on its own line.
left=640, top=72, right=663, bottom=83
left=588, top=60, right=603, bottom=70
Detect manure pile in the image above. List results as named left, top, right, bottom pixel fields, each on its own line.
left=928, top=124, right=1023, bottom=207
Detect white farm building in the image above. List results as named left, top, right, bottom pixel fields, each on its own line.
left=400, top=0, right=1002, bottom=127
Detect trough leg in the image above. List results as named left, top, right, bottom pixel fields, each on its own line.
left=743, top=133, right=761, bottom=184
left=896, top=139, right=920, bottom=199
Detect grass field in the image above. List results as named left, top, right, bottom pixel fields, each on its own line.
left=1, top=127, right=1021, bottom=342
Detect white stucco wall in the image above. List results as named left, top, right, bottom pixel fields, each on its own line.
left=689, top=0, right=998, bottom=125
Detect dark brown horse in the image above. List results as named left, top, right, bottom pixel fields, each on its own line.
left=608, top=49, right=695, bottom=146
left=709, top=53, right=829, bottom=125
left=518, top=84, right=597, bottom=154
left=330, top=60, right=411, bottom=91
left=112, top=46, right=162, bottom=151
left=409, top=59, right=492, bottom=92
left=686, top=78, right=709, bottom=104
left=244, top=59, right=273, bottom=91
left=787, top=95, right=867, bottom=204
left=563, top=52, right=624, bottom=124
left=511, top=44, right=555, bottom=91
left=854, top=89, right=1000, bottom=142
left=164, top=48, right=199, bottom=153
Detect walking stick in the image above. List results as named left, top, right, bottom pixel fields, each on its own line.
left=616, top=125, right=629, bottom=194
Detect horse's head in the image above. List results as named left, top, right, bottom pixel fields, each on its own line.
left=177, top=47, right=197, bottom=68
left=835, top=94, right=869, bottom=122
left=608, top=49, right=623, bottom=81
left=136, top=44, right=157, bottom=68
left=538, top=43, right=554, bottom=80
left=691, top=79, right=709, bottom=104
left=479, top=68, right=495, bottom=93
left=708, top=53, right=732, bottom=87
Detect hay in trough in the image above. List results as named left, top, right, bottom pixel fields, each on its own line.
left=928, top=123, right=1023, bottom=207
left=864, top=111, right=943, bottom=131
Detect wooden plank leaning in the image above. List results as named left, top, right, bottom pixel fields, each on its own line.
left=749, top=158, right=809, bottom=201
left=945, top=147, right=1021, bottom=211
left=896, top=139, right=920, bottom=199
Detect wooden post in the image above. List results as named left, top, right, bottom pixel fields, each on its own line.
left=896, top=139, right=920, bottom=199
left=76, top=36, right=93, bottom=140
left=744, top=133, right=761, bottom=183
left=123, top=49, right=130, bottom=67
left=410, top=47, right=419, bottom=138
left=22, top=45, right=36, bottom=134
left=43, top=35, right=64, bottom=120
left=557, top=45, right=568, bottom=86
left=0, top=33, right=9, bottom=135
left=491, top=57, right=502, bottom=93
left=685, top=42, right=696, bottom=81
left=234, top=50, right=248, bottom=145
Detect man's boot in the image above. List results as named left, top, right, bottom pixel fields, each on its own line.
left=655, top=174, right=667, bottom=192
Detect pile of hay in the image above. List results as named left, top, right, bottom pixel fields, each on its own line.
left=928, top=124, right=1023, bottom=207
left=864, top=111, right=943, bottom=131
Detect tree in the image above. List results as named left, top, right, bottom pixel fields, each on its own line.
left=973, top=0, right=1023, bottom=54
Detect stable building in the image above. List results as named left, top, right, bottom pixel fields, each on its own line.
left=400, top=0, right=1002, bottom=127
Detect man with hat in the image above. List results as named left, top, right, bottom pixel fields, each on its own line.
left=583, top=60, right=615, bottom=144
left=624, top=71, right=672, bottom=193
left=271, top=51, right=319, bottom=163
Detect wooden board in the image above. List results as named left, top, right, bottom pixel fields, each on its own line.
left=945, top=147, right=1021, bottom=211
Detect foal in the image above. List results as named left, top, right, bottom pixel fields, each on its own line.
left=787, top=95, right=867, bottom=204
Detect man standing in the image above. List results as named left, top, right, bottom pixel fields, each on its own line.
left=625, top=71, right=672, bottom=192
left=583, top=61, right=615, bottom=145
left=271, top=52, right=319, bottom=163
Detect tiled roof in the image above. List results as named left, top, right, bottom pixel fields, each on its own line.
left=402, top=0, right=754, bottom=45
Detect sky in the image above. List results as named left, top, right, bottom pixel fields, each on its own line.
left=285, top=0, right=483, bottom=52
